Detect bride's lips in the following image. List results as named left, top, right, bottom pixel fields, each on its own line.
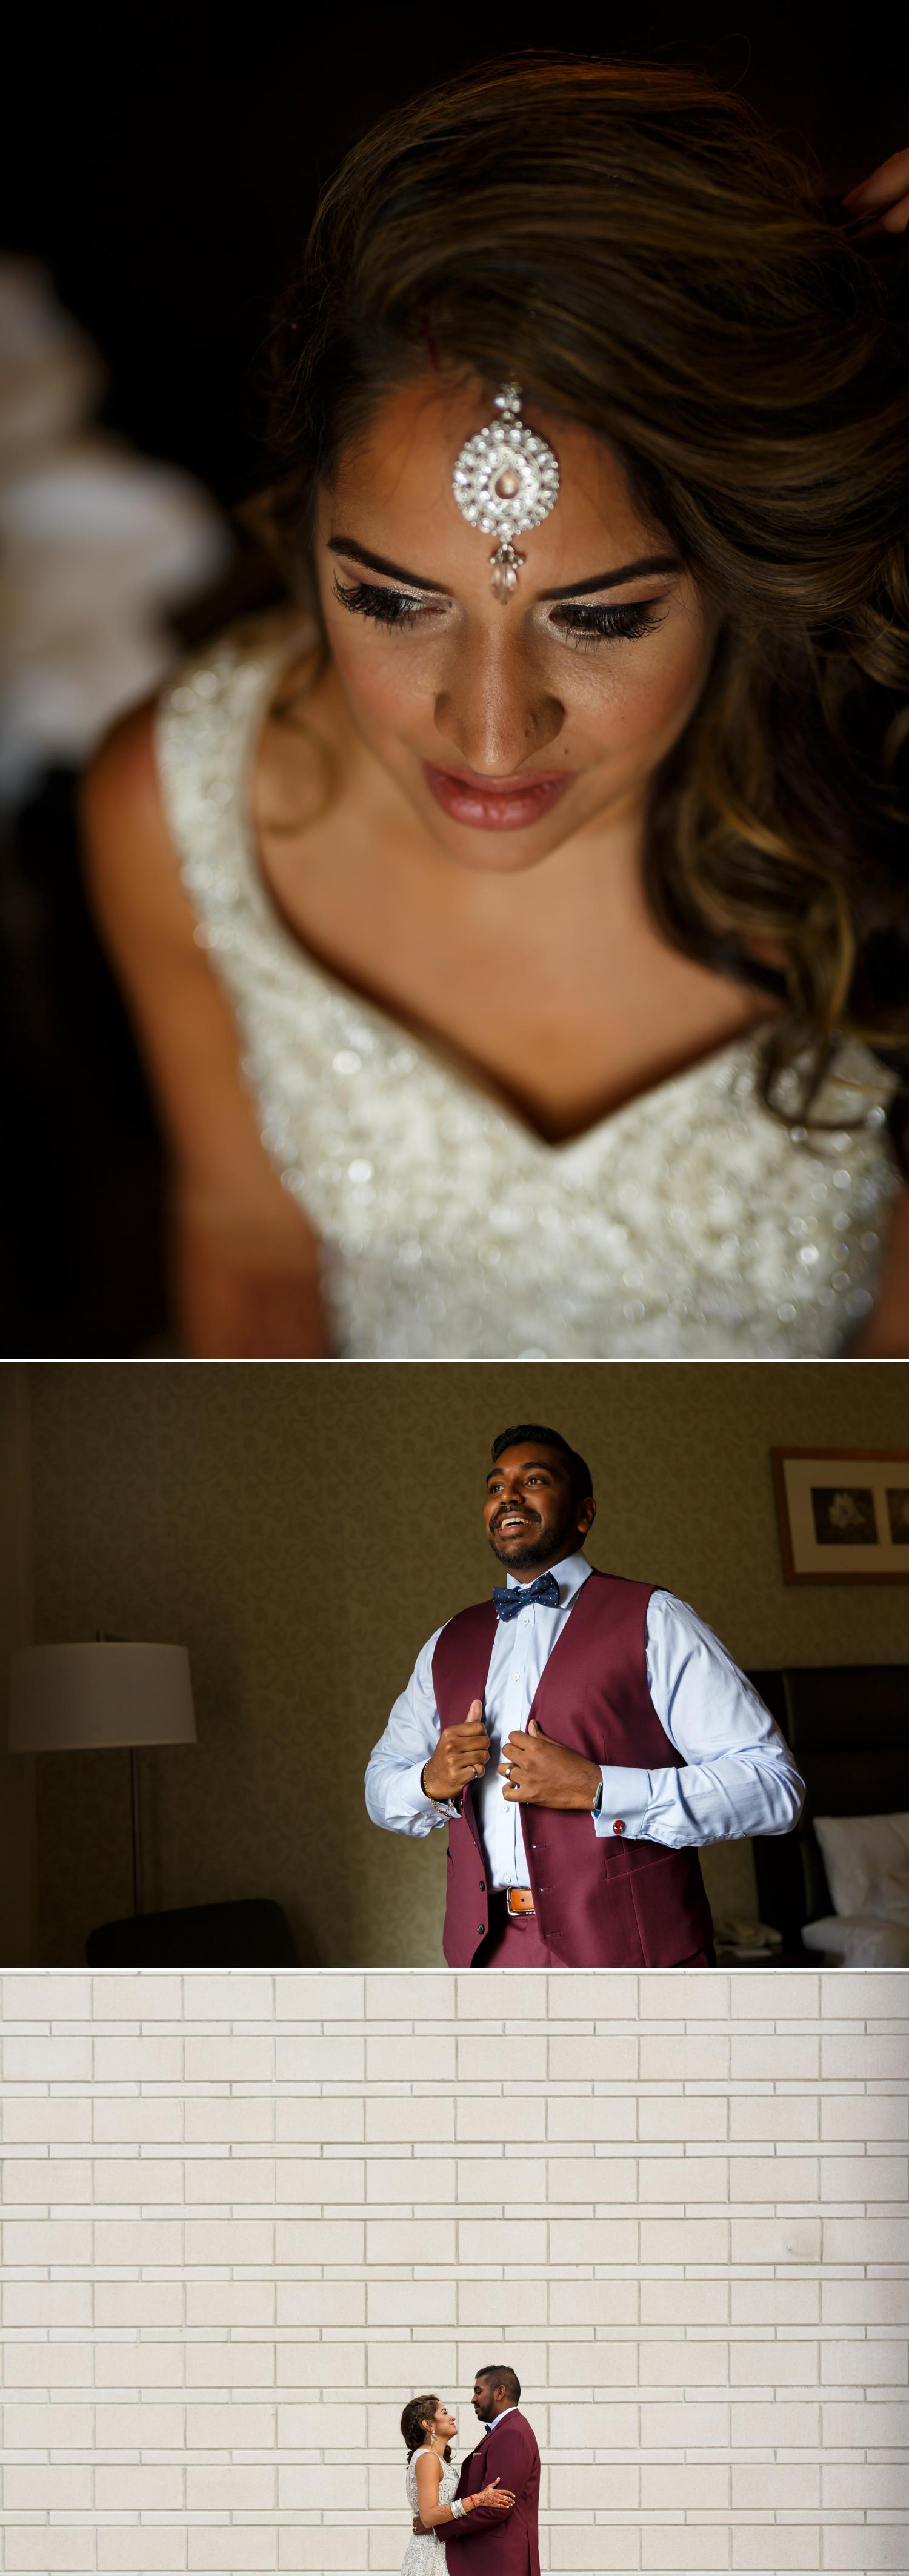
left=423, top=760, right=573, bottom=830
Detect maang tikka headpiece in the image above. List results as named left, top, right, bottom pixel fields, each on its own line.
left=452, top=382, right=559, bottom=601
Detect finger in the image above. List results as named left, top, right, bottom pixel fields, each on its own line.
left=879, top=191, right=909, bottom=232
left=843, top=147, right=909, bottom=210
left=467, top=1699, right=484, bottom=1724
left=527, top=1717, right=541, bottom=1736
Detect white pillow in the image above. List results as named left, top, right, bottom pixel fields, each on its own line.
left=813, top=1812, right=909, bottom=1925
left=801, top=1914, right=909, bottom=1966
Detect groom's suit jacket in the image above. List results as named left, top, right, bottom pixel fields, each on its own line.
left=433, top=1569, right=716, bottom=1969
left=445, top=2411, right=540, bottom=2576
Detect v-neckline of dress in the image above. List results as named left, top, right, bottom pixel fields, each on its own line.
left=235, top=622, right=771, bottom=1165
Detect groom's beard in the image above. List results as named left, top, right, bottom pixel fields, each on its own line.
left=488, top=1506, right=578, bottom=1573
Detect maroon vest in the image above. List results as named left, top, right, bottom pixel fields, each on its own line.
left=431, top=1569, right=714, bottom=1968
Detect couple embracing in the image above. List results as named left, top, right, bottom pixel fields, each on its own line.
left=401, top=2367, right=538, bottom=2576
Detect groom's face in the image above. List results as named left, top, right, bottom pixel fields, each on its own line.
left=484, top=1442, right=594, bottom=1574
left=473, top=2374, right=502, bottom=2422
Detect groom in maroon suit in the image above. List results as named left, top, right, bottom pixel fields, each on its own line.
left=415, top=2368, right=540, bottom=2575
left=367, top=1423, right=804, bottom=1968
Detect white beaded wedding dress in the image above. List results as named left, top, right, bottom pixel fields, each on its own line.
left=401, top=2450, right=459, bottom=2575
left=156, top=620, right=899, bottom=1358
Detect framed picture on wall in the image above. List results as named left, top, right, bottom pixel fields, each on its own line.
left=771, top=1448, right=909, bottom=1584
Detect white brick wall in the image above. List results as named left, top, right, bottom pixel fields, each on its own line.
left=1, top=1971, right=906, bottom=2576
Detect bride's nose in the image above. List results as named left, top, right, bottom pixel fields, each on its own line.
left=433, top=627, right=564, bottom=774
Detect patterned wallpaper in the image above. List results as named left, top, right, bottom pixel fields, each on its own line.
left=28, top=1361, right=909, bottom=1966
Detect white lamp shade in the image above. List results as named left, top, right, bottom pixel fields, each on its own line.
left=8, top=1643, right=196, bottom=1751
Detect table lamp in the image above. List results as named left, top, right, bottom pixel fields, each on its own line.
left=8, top=1641, right=196, bottom=1915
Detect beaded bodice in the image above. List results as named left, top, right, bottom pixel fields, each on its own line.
left=405, top=2455, right=459, bottom=2517
left=155, top=621, right=899, bottom=1358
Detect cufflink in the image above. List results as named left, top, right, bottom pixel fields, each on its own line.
left=613, top=1819, right=626, bottom=1834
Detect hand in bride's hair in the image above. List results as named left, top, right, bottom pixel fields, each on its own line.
left=842, top=146, right=909, bottom=231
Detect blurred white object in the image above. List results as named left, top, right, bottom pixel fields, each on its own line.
left=0, top=259, right=231, bottom=802
left=813, top=1808, right=909, bottom=1923
left=801, top=1914, right=909, bottom=1965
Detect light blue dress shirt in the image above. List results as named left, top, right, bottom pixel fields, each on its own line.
left=364, top=1552, right=804, bottom=1890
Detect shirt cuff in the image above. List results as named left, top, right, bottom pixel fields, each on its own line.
left=592, top=1765, right=652, bottom=1839
left=379, top=1760, right=452, bottom=1834
left=450, top=2500, right=466, bottom=2518
left=417, top=1762, right=461, bottom=1824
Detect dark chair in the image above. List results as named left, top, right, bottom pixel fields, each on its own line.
left=747, top=1665, right=909, bottom=1951
left=85, top=1897, right=300, bottom=1968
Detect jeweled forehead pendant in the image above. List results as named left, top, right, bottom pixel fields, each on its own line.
left=451, top=381, right=560, bottom=601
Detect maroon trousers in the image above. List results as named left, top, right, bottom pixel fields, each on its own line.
left=476, top=1907, right=713, bottom=1969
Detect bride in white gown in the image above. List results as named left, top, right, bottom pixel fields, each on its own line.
left=399, top=2396, right=512, bottom=2576
left=84, top=66, right=909, bottom=1360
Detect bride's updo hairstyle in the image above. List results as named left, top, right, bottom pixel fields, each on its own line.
left=264, top=52, right=909, bottom=1150
left=401, top=2396, right=452, bottom=2463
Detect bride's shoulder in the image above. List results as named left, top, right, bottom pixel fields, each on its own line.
left=82, top=605, right=321, bottom=862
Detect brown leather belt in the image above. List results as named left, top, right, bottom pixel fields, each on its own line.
left=493, top=1888, right=536, bottom=1917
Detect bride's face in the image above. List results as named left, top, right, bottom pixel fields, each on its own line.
left=315, top=372, right=716, bottom=876
left=433, top=2402, right=457, bottom=2439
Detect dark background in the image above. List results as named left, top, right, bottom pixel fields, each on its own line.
left=4, top=8, right=908, bottom=1354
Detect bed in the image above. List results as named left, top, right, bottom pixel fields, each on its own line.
left=746, top=1664, right=909, bottom=1965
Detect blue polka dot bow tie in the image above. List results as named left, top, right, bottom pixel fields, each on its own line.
left=493, top=1570, right=561, bottom=1620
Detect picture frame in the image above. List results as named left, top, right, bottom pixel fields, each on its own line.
left=771, top=1448, right=909, bottom=1585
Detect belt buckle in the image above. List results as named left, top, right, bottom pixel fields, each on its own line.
left=506, top=1888, right=535, bottom=1917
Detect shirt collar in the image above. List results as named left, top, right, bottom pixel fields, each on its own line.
left=505, top=1549, right=591, bottom=1606
left=486, top=2407, right=518, bottom=2431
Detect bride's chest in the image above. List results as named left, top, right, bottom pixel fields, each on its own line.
left=255, top=808, right=765, bottom=1148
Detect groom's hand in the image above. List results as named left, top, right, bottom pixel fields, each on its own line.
left=500, top=1716, right=602, bottom=1809
left=423, top=1702, right=490, bottom=1802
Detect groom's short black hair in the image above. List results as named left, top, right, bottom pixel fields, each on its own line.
left=478, top=2366, right=521, bottom=2405
left=490, top=1424, right=593, bottom=1505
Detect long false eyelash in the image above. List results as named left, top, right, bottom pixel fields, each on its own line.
left=550, top=602, right=667, bottom=650
left=333, top=571, right=667, bottom=647
left=333, top=574, right=427, bottom=624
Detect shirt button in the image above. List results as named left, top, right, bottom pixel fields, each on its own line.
left=613, top=1819, right=626, bottom=1835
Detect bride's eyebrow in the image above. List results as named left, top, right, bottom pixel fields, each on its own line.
left=328, top=537, right=448, bottom=592
left=328, top=535, right=681, bottom=598
left=542, top=553, right=679, bottom=599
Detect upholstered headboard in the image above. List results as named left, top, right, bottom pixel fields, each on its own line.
left=746, top=1665, right=909, bottom=1942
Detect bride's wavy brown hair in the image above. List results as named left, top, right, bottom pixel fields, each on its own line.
left=262, top=52, right=909, bottom=1155
left=401, top=2397, right=452, bottom=2463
